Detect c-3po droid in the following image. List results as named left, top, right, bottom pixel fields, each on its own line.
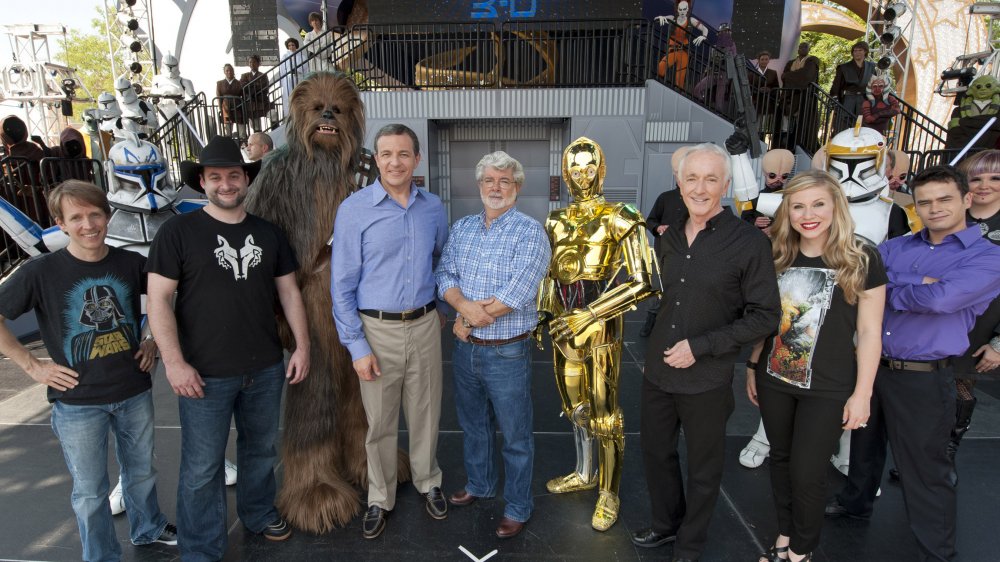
left=537, top=137, right=659, bottom=531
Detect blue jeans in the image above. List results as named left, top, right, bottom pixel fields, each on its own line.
left=51, top=389, right=168, bottom=562
left=177, top=361, right=284, bottom=562
left=452, top=338, right=534, bottom=522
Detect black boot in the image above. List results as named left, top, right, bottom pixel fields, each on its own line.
left=947, top=397, right=977, bottom=486
left=639, top=311, right=657, bottom=337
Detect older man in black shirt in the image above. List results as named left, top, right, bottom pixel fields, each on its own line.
left=631, top=143, right=781, bottom=562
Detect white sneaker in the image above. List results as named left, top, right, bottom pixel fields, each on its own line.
left=224, top=460, right=238, bottom=486
left=739, top=437, right=770, bottom=468
left=109, top=481, right=125, bottom=515
left=831, top=454, right=850, bottom=476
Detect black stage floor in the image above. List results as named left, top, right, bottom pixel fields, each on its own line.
left=1, top=312, right=998, bottom=561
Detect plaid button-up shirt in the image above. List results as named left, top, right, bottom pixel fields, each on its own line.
left=435, top=207, right=550, bottom=340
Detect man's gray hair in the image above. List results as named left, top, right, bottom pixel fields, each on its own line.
left=677, top=142, right=732, bottom=184
left=475, top=151, right=525, bottom=184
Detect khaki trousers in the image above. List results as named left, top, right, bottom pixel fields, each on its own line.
left=359, top=311, right=443, bottom=510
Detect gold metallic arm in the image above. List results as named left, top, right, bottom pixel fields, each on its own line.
left=549, top=216, right=659, bottom=342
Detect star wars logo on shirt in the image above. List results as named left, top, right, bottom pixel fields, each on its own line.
left=767, top=267, right=836, bottom=389
left=214, top=234, right=263, bottom=281
left=62, top=277, right=138, bottom=367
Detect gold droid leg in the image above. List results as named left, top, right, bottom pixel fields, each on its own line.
left=589, top=326, right=624, bottom=532
left=547, top=355, right=598, bottom=493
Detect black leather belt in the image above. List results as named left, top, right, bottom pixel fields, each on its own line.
left=879, top=357, right=950, bottom=372
left=360, top=301, right=436, bottom=321
left=468, top=332, right=531, bottom=346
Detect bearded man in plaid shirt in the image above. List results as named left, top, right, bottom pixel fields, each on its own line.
left=434, top=150, right=550, bottom=540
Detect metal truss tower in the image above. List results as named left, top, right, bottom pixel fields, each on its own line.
left=103, top=0, right=156, bottom=91
left=864, top=0, right=921, bottom=99
left=937, top=2, right=1000, bottom=97
left=0, top=24, right=90, bottom=145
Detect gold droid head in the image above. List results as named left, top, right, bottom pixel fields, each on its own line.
left=563, top=137, right=606, bottom=202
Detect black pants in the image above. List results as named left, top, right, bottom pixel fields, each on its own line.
left=640, top=378, right=734, bottom=559
left=840, top=366, right=957, bottom=561
left=758, top=383, right=845, bottom=554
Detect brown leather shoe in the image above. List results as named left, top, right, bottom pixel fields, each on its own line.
left=449, top=489, right=477, bottom=506
left=495, top=517, right=525, bottom=539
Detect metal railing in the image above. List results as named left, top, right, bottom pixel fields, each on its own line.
left=1, top=157, right=47, bottom=277
left=890, top=94, right=948, bottom=155
left=143, top=19, right=953, bottom=185
left=0, top=156, right=106, bottom=279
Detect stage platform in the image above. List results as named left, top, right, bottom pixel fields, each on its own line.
left=1, top=312, right=998, bottom=561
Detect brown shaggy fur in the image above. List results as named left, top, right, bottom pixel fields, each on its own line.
left=245, top=71, right=409, bottom=534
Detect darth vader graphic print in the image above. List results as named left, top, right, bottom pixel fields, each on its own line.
left=767, top=267, right=836, bottom=389
left=214, top=233, right=263, bottom=281
left=63, top=275, right=138, bottom=366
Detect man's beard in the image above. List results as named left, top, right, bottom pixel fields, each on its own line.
left=481, top=192, right=515, bottom=211
left=209, top=190, right=247, bottom=209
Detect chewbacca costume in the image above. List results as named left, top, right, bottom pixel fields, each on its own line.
left=245, top=71, right=409, bottom=533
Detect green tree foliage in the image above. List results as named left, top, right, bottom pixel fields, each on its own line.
left=56, top=9, right=126, bottom=112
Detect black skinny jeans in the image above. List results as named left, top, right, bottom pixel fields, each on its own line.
left=758, top=382, right=845, bottom=554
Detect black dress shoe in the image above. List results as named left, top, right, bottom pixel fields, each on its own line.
left=449, top=489, right=477, bottom=506
left=824, top=499, right=869, bottom=520
left=631, top=527, right=677, bottom=548
left=362, top=505, right=387, bottom=539
left=424, top=486, right=448, bottom=519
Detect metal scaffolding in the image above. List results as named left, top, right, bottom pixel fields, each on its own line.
left=0, top=24, right=89, bottom=146
left=103, top=0, right=156, bottom=90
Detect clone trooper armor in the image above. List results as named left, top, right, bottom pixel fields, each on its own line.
left=104, top=134, right=182, bottom=252
left=0, top=132, right=202, bottom=258
left=81, top=92, right=129, bottom=142
left=150, top=55, right=196, bottom=121
left=114, top=77, right=159, bottom=134
left=537, top=137, right=658, bottom=531
left=733, top=119, right=902, bottom=245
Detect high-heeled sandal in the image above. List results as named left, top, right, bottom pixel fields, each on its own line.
left=757, top=544, right=789, bottom=562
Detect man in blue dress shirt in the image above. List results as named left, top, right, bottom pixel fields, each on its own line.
left=434, top=151, right=550, bottom=539
left=828, top=166, right=1000, bottom=562
left=331, top=124, right=450, bottom=539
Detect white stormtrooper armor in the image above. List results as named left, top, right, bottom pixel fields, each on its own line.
left=115, top=77, right=159, bottom=134
left=150, top=55, right=196, bottom=122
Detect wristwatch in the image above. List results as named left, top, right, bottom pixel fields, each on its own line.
left=745, top=359, right=758, bottom=370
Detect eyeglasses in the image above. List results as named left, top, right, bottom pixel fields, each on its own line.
left=480, top=178, right=515, bottom=189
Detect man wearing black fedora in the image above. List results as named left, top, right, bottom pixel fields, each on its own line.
left=145, top=136, right=311, bottom=560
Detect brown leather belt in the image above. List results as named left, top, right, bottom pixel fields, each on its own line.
left=360, top=301, right=436, bottom=321
left=879, top=357, right=950, bottom=372
left=468, top=332, right=531, bottom=346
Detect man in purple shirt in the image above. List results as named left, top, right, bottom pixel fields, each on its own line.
left=331, top=124, right=450, bottom=539
left=827, top=166, right=1000, bottom=562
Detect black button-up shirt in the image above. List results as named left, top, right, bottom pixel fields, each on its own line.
left=645, top=209, right=781, bottom=394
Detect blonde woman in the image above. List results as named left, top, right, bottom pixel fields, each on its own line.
left=747, top=170, right=886, bottom=562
